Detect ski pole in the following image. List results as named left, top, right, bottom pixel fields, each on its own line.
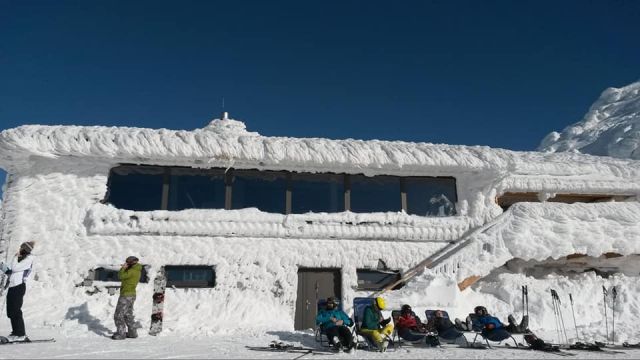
left=525, top=285, right=529, bottom=317
left=522, top=285, right=525, bottom=318
left=603, top=286, right=609, bottom=343
left=569, top=293, right=579, bottom=342
left=550, top=289, right=562, bottom=344
left=553, top=290, right=569, bottom=345
left=612, top=286, right=617, bottom=344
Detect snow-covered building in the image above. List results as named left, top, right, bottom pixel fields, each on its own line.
left=0, top=112, right=639, bottom=337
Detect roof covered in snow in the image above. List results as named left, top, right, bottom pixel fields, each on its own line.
left=539, top=80, right=640, bottom=160
left=1, top=116, right=640, bottom=184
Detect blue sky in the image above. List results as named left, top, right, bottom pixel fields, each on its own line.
left=1, top=0, right=639, bottom=198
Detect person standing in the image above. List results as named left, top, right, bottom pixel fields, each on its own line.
left=112, top=256, right=142, bottom=340
left=0, top=241, right=35, bottom=342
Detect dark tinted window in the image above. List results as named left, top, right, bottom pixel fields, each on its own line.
left=165, top=265, right=215, bottom=288
left=168, top=168, right=225, bottom=210
left=89, top=266, right=148, bottom=284
left=356, top=269, right=403, bottom=291
left=231, top=170, right=287, bottom=214
left=291, top=173, right=344, bottom=214
left=405, top=177, right=457, bottom=216
left=106, top=166, right=164, bottom=211
left=350, top=175, right=401, bottom=213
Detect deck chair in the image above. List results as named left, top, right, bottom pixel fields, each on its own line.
left=468, top=313, right=518, bottom=348
left=424, top=310, right=469, bottom=347
left=393, top=310, right=435, bottom=347
left=314, top=298, right=347, bottom=347
left=352, top=297, right=395, bottom=351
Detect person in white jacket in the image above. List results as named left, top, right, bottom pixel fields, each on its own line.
left=0, top=241, right=35, bottom=342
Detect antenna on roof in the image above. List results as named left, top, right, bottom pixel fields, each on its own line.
left=220, top=97, right=229, bottom=120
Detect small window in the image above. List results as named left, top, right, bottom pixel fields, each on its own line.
left=86, top=266, right=149, bottom=283
left=350, top=175, right=401, bottom=213
left=291, top=173, right=344, bottom=213
left=168, top=168, right=225, bottom=210
left=356, top=269, right=403, bottom=291
left=106, top=166, right=165, bottom=211
left=231, top=170, right=288, bottom=214
left=405, top=177, right=457, bottom=216
left=165, top=265, right=215, bottom=288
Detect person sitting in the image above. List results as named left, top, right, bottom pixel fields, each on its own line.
left=455, top=309, right=528, bottom=334
left=360, top=297, right=394, bottom=352
left=505, top=314, right=529, bottom=334
left=472, top=306, right=512, bottom=342
left=426, top=310, right=468, bottom=347
left=315, top=297, right=354, bottom=352
left=395, top=304, right=428, bottom=343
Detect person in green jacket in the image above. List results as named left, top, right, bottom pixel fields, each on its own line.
left=360, top=297, right=393, bottom=352
left=112, top=256, right=142, bottom=340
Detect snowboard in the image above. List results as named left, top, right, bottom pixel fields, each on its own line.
left=149, top=267, right=167, bottom=336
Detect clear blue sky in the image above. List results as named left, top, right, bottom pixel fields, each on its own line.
left=1, top=0, right=639, bottom=198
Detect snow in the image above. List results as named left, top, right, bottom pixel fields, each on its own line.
left=539, top=80, right=640, bottom=159
left=2, top=330, right=639, bottom=359
left=0, top=113, right=639, bottom=358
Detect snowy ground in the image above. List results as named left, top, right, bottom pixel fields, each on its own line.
left=1, top=328, right=639, bottom=359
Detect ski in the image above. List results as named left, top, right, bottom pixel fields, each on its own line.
left=566, top=342, right=625, bottom=355
left=246, top=342, right=335, bottom=356
left=495, top=345, right=576, bottom=357
left=149, top=266, right=167, bottom=336
left=0, top=336, right=56, bottom=345
left=623, top=342, right=640, bottom=348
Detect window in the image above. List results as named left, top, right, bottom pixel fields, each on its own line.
left=291, top=173, right=344, bottom=214
left=168, top=168, right=225, bottom=210
left=404, top=177, right=457, bottom=216
left=106, top=166, right=165, bottom=211
left=86, top=266, right=149, bottom=283
left=356, top=269, right=403, bottom=291
left=350, top=175, right=401, bottom=213
left=231, top=170, right=287, bottom=214
left=104, top=165, right=458, bottom=218
left=165, top=265, right=215, bottom=288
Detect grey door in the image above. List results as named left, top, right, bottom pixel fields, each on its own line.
left=294, top=268, right=342, bottom=330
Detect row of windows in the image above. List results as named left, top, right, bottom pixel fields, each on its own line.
left=106, top=165, right=458, bottom=217
left=87, top=266, right=400, bottom=291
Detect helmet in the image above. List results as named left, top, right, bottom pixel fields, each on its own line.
left=400, top=304, right=412, bottom=314
left=474, top=306, right=488, bottom=316
left=375, top=297, right=386, bottom=310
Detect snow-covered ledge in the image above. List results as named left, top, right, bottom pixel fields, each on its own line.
left=435, top=201, right=640, bottom=285
left=84, top=203, right=475, bottom=242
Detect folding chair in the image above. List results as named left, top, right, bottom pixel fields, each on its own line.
left=468, top=313, right=519, bottom=348
left=352, top=297, right=395, bottom=351
left=314, top=298, right=347, bottom=347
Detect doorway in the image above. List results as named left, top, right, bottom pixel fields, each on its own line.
left=294, top=268, right=342, bottom=330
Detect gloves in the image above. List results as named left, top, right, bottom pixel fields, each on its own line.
left=380, top=318, right=391, bottom=326
left=4, top=269, right=11, bottom=275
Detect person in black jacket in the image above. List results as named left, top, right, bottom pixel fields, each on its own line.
left=427, top=310, right=468, bottom=347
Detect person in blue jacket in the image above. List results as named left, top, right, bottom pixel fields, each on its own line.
left=472, top=306, right=512, bottom=342
left=316, top=297, right=354, bottom=352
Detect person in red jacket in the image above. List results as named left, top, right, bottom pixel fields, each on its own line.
left=395, top=304, right=429, bottom=342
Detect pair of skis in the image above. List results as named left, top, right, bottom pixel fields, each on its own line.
left=246, top=341, right=334, bottom=359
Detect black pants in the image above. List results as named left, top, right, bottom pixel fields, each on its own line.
left=7, top=283, right=26, bottom=336
left=325, top=325, right=353, bottom=347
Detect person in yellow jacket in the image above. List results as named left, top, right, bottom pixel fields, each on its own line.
left=360, top=297, right=394, bottom=352
left=112, top=256, right=142, bottom=340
